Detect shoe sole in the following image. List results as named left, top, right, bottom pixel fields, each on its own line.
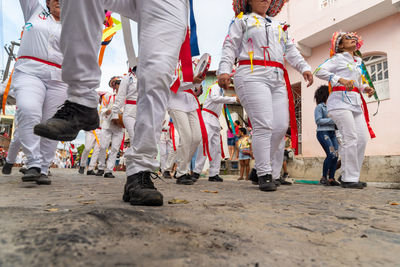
left=130, top=196, right=163, bottom=206
left=22, top=176, right=40, bottom=182
left=208, top=180, right=223, bottom=182
left=34, top=125, right=78, bottom=141
left=259, top=187, right=277, bottom=192
left=37, top=180, right=52, bottom=185
left=341, top=185, right=364, bottom=189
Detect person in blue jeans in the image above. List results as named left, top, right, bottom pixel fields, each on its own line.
left=314, top=85, right=340, bottom=186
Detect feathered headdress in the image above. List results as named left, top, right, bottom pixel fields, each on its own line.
left=330, top=31, right=364, bottom=57
left=233, top=0, right=289, bottom=17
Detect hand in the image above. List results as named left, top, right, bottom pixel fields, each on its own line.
left=338, top=78, right=354, bottom=91
left=235, top=96, right=240, bottom=104
left=364, top=86, right=375, bottom=98
left=105, top=109, right=112, bottom=116
left=193, top=74, right=205, bottom=84
left=218, top=73, right=230, bottom=90
left=302, top=71, right=314, bottom=87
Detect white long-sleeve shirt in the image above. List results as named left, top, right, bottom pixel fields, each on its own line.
left=202, top=83, right=237, bottom=128
left=315, top=52, right=367, bottom=113
left=218, top=13, right=311, bottom=80
left=16, top=0, right=62, bottom=81
left=100, top=92, right=118, bottom=130
left=112, top=73, right=138, bottom=119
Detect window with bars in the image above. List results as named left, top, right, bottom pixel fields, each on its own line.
left=363, top=55, right=390, bottom=102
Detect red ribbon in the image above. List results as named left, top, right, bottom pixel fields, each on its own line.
left=179, top=28, right=194, bottom=83
left=184, top=89, right=212, bottom=161
left=120, top=133, right=125, bottom=151
left=169, top=121, right=177, bottom=151
left=18, top=56, right=61, bottom=68
left=125, top=100, right=137, bottom=105
left=203, top=108, right=218, bottom=118
left=239, top=60, right=299, bottom=155
left=332, top=86, right=376, bottom=139
left=69, top=147, right=74, bottom=167
left=220, top=135, right=225, bottom=159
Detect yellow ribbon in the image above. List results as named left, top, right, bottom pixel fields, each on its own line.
left=93, top=130, right=100, bottom=145
left=248, top=51, right=254, bottom=73
left=253, top=16, right=261, bottom=28
left=278, top=25, right=287, bottom=43
left=2, top=69, right=14, bottom=115
left=101, top=17, right=122, bottom=42
left=237, top=12, right=243, bottom=19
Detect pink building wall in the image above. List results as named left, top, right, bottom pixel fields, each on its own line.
left=281, top=10, right=400, bottom=157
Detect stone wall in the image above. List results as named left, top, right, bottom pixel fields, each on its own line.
left=287, top=155, right=400, bottom=183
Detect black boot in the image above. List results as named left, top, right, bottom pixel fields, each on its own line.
left=104, top=172, right=115, bottom=178
left=176, top=174, right=194, bottom=185
left=258, top=174, right=277, bottom=192
left=208, top=175, right=223, bottom=182
left=341, top=182, right=364, bottom=189
left=34, top=100, right=99, bottom=141
left=123, top=172, right=163, bottom=206
left=192, top=172, right=200, bottom=181
left=276, top=177, right=292, bottom=185
left=78, top=166, right=85, bottom=174
left=87, top=170, right=96, bottom=175
left=249, top=168, right=258, bottom=185
left=36, top=174, right=52, bottom=185
left=95, top=170, right=105, bottom=176
left=162, top=171, right=172, bottom=179
left=21, top=167, right=41, bottom=182
left=19, top=167, right=27, bottom=174
left=2, top=162, right=13, bottom=175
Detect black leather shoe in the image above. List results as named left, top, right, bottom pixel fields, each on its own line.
left=192, top=172, right=200, bottom=180
left=277, top=177, right=292, bottom=185
left=209, top=175, right=223, bottom=182
left=87, top=170, right=96, bottom=175
left=328, top=178, right=340, bottom=186
left=249, top=168, right=258, bottom=185
left=338, top=176, right=366, bottom=188
left=36, top=174, right=52, bottom=185
left=162, top=171, right=172, bottom=179
left=22, top=167, right=41, bottom=182
left=274, top=179, right=281, bottom=187
left=123, top=172, right=163, bottom=206
left=104, top=172, right=115, bottom=178
left=341, top=182, right=364, bottom=189
left=258, top=174, right=277, bottom=192
left=78, top=166, right=85, bottom=174
left=34, top=100, right=99, bottom=141
left=95, top=170, right=105, bottom=176
left=19, top=167, right=27, bottom=174
left=176, top=174, right=194, bottom=185
left=320, top=177, right=329, bottom=186
left=2, top=162, right=13, bottom=175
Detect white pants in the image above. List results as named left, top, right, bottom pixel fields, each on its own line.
left=329, top=109, right=368, bottom=182
left=60, top=0, right=188, bottom=176
left=97, top=126, right=124, bottom=173
left=159, top=131, right=172, bottom=171
left=272, top=138, right=285, bottom=180
left=123, top=114, right=136, bottom=141
left=169, top=110, right=202, bottom=177
left=13, top=70, right=67, bottom=174
left=80, top=130, right=101, bottom=168
left=194, top=122, right=221, bottom=177
left=234, top=75, right=289, bottom=177
left=6, top=111, right=21, bottom=164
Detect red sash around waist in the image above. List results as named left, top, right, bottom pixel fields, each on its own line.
left=332, top=86, right=376, bottom=139
left=18, top=56, right=62, bottom=69
left=238, top=60, right=299, bottom=155
left=125, top=100, right=137, bottom=105
left=203, top=108, right=218, bottom=118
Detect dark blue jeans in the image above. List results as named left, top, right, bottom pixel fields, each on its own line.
left=317, top=131, right=339, bottom=179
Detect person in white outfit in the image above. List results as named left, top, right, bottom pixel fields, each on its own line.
left=96, top=77, right=125, bottom=178
left=162, top=119, right=180, bottom=179
left=315, top=31, right=375, bottom=189
left=34, top=0, right=193, bottom=206
left=192, top=83, right=239, bottom=182
left=159, top=113, right=173, bottom=177
left=2, top=107, right=21, bottom=174
left=168, top=71, right=205, bottom=185
left=79, top=129, right=101, bottom=175
left=12, top=0, right=67, bottom=185
left=218, top=0, right=313, bottom=192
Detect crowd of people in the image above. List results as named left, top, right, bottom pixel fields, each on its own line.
left=1, top=0, right=376, bottom=206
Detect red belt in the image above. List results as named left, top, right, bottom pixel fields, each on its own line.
left=238, top=60, right=299, bottom=155
left=97, top=127, right=102, bottom=130
left=18, top=56, right=62, bottom=69
left=125, top=100, right=137, bottom=105
left=184, top=89, right=212, bottom=161
left=203, top=108, right=218, bottom=118
left=332, top=86, right=376, bottom=139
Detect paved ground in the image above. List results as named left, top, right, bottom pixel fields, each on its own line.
left=0, top=168, right=400, bottom=267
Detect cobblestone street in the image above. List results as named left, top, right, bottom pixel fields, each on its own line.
left=1, top=169, right=400, bottom=267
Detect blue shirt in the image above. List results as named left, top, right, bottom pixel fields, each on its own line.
left=314, top=103, right=336, bottom=132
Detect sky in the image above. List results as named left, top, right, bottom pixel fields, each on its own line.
left=0, top=0, right=235, bottom=145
